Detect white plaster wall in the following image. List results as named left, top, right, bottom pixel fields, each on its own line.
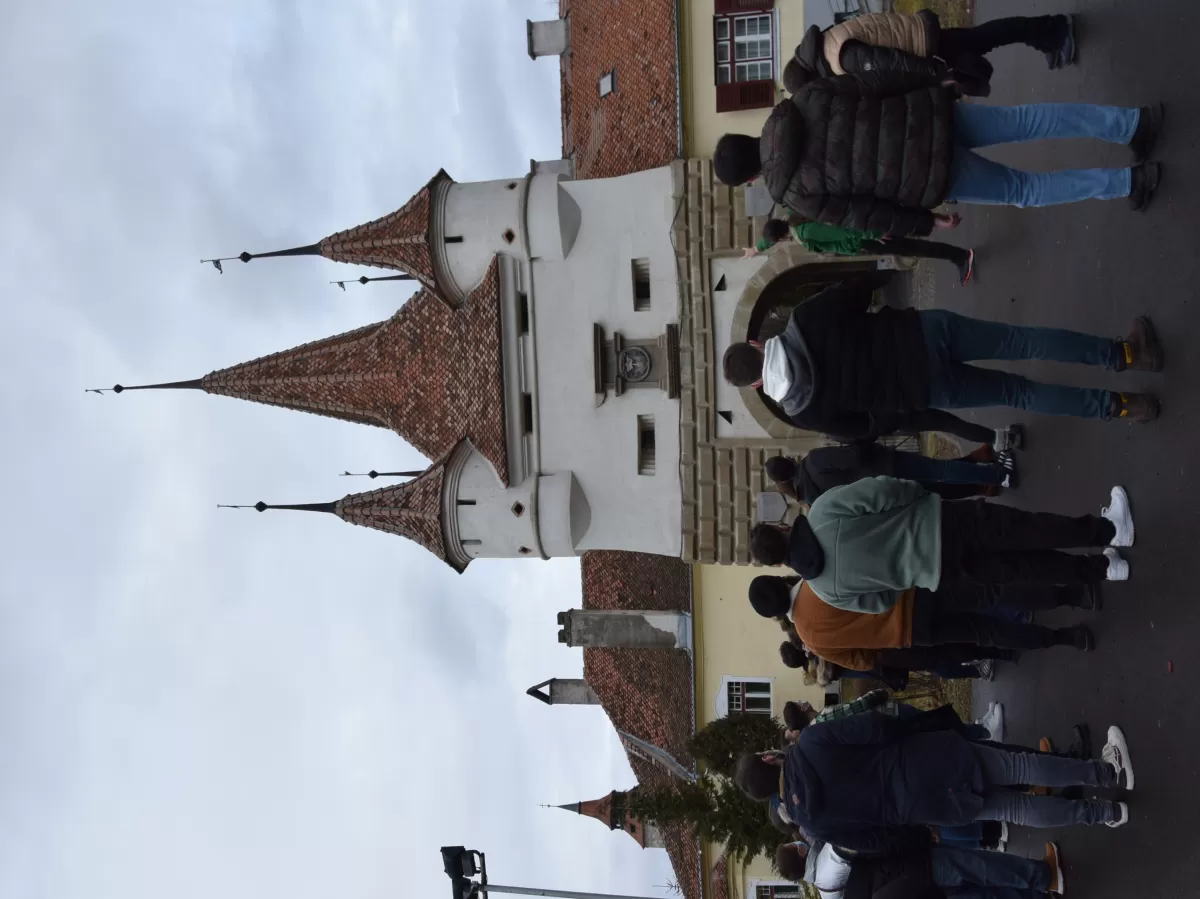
left=711, top=255, right=776, bottom=439
left=442, top=179, right=529, bottom=295
left=455, top=449, right=540, bottom=558
left=528, top=166, right=682, bottom=557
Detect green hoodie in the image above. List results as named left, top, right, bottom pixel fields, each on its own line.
left=755, top=221, right=885, bottom=256
left=803, top=477, right=943, bottom=614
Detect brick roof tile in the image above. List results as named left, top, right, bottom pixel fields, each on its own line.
left=558, top=0, right=680, bottom=179
left=201, top=258, right=508, bottom=485
left=579, top=551, right=700, bottom=899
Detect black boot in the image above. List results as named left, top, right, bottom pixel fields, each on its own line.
left=1041, top=14, right=1077, bottom=69
left=1129, top=162, right=1161, bottom=212
left=1129, top=103, right=1164, bottom=164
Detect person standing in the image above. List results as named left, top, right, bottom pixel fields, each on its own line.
left=714, top=74, right=1164, bottom=219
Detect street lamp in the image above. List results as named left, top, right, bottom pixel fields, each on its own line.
left=439, top=846, right=663, bottom=899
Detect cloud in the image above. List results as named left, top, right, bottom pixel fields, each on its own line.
left=0, top=1, right=676, bottom=898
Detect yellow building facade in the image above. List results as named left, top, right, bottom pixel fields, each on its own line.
left=692, top=561, right=827, bottom=899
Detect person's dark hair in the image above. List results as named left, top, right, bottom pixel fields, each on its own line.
left=764, top=455, right=798, bottom=485
left=759, top=218, right=790, bottom=250
left=734, top=753, right=782, bottom=801
left=779, top=641, right=807, bottom=669
left=713, top=133, right=762, bottom=186
left=750, top=524, right=790, bottom=566
left=722, top=342, right=764, bottom=387
left=782, top=700, right=812, bottom=732
left=775, top=842, right=809, bottom=881
left=782, top=58, right=813, bottom=95
left=749, top=575, right=792, bottom=618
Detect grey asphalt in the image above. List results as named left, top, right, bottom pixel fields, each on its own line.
left=915, top=0, right=1200, bottom=891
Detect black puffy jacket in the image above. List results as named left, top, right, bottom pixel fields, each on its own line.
left=775, top=276, right=931, bottom=440
left=760, top=75, right=957, bottom=237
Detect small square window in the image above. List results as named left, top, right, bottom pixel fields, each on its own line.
left=631, top=258, right=651, bottom=311
left=599, top=71, right=615, bottom=97
left=637, top=415, right=656, bottom=476
left=727, top=679, right=772, bottom=715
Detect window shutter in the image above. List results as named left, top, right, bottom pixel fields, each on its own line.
left=714, top=0, right=774, bottom=11
left=716, top=80, right=775, bottom=113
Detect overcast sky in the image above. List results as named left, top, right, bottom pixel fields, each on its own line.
left=0, top=1, right=679, bottom=897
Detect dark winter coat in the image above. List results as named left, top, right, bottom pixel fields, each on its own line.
left=843, top=852, right=937, bottom=899
left=793, top=13, right=944, bottom=83
left=795, top=444, right=897, bottom=503
left=772, top=275, right=931, bottom=441
left=782, top=710, right=984, bottom=854
left=760, top=75, right=957, bottom=237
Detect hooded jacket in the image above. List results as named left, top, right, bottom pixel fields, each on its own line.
left=783, top=711, right=984, bottom=854
left=760, top=75, right=957, bottom=237
left=768, top=276, right=931, bottom=441
left=804, top=477, right=943, bottom=613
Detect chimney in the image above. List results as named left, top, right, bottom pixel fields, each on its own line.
left=526, top=678, right=601, bottom=705
left=556, top=609, right=692, bottom=651
left=527, top=17, right=570, bottom=60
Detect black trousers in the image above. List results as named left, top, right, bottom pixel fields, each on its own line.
left=940, top=500, right=1114, bottom=587
left=863, top=237, right=969, bottom=266
left=911, top=579, right=1092, bottom=651
left=883, top=409, right=997, bottom=446
left=937, top=15, right=1067, bottom=58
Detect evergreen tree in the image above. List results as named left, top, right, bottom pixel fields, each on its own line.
left=629, top=775, right=782, bottom=862
left=687, top=712, right=784, bottom=777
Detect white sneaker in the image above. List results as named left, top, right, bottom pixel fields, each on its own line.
left=1044, top=841, right=1064, bottom=894
left=1101, top=486, right=1135, bottom=547
left=1106, top=800, right=1130, bottom=828
left=1104, top=548, right=1129, bottom=581
left=1102, top=725, right=1135, bottom=790
left=998, top=821, right=1009, bottom=852
left=975, top=702, right=1006, bottom=743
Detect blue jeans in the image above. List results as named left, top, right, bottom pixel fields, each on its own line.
left=947, top=102, right=1140, bottom=207
left=935, top=823, right=984, bottom=848
left=920, top=310, right=1118, bottom=419
left=892, top=451, right=1006, bottom=486
left=972, top=744, right=1118, bottom=827
left=932, top=846, right=1051, bottom=892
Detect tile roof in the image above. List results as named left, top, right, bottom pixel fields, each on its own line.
left=201, top=257, right=509, bottom=485
left=710, top=854, right=730, bottom=899
left=558, top=0, right=680, bottom=179
left=579, top=550, right=700, bottom=899
left=318, top=169, right=452, bottom=300
left=334, top=446, right=461, bottom=570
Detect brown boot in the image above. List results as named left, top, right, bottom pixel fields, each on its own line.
left=1044, top=841, right=1065, bottom=894
left=1109, top=392, right=1161, bottom=422
left=1117, top=316, right=1163, bottom=372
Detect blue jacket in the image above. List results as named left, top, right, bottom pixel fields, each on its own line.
left=783, top=711, right=984, bottom=854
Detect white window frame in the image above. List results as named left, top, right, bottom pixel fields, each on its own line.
left=715, top=12, right=776, bottom=85
left=715, top=12, right=772, bottom=85
left=750, top=880, right=804, bottom=899
left=714, top=675, right=774, bottom=717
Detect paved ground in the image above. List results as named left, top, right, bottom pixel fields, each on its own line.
left=916, top=0, right=1200, bottom=891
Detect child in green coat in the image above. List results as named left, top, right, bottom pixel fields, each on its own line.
left=745, top=213, right=975, bottom=286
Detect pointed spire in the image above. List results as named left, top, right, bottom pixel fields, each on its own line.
left=331, top=274, right=418, bottom=290
left=219, top=501, right=338, bottom=514
left=340, top=469, right=425, bottom=479
left=86, top=379, right=205, bottom=395
left=202, top=244, right=323, bottom=273
left=552, top=802, right=583, bottom=813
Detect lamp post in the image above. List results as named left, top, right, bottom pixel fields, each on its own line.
left=440, top=846, right=663, bottom=899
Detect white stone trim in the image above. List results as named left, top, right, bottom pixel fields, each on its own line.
left=713, top=675, right=774, bottom=718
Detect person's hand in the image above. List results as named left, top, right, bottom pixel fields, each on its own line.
left=933, top=212, right=961, bottom=230
left=929, top=827, right=941, bottom=844
left=742, top=246, right=759, bottom=258
left=879, top=233, right=892, bottom=242
left=940, top=74, right=964, bottom=96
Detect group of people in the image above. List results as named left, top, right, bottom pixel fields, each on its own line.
left=709, top=8, right=1160, bottom=897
